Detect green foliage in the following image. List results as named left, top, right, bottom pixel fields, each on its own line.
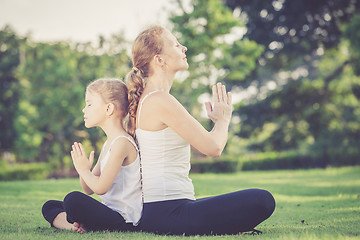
left=191, top=151, right=326, bottom=173
left=0, top=162, right=50, bottom=180
left=191, top=159, right=240, bottom=173
left=344, top=14, right=360, bottom=75
left=11, top=33, right=131, bottom=170
left=16, top=41, right=83, bottom=165
left=0, top=27, right=131, bottom=175
left=1, top=0, right=360, bottom=172
left=170, top=0, right=263, bottom=118
left=1, top=167, right=359, bottom=239
left=225, top=0, right=359, bottom=66
left=0, top=26, right=24, bottom=152
left=223, top=0, right=360, bottom=167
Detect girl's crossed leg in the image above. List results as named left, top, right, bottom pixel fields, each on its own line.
left=42, top=191, right=137, bottom=232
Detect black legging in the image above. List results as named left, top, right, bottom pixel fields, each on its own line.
left=42, top=189, right=275, bottom=235
left=42, top=191, right=137, bottom=232
left=138, top=189, right=275, bottom=235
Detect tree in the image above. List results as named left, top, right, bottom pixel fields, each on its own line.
left=224, top=0, right=360, bottom=165
left=0, top=26, right=24, bottom=155
left=225, top=0, right=360, bottom=68
left=169, top=0, right=263, bottom=120
left=15, top=32, right=131, bottom=171
left=16, top=41, right=84, bottom=167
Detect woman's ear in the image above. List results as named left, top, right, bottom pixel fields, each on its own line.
left=154, top=54, right=165, bottom=67
left=106, top=103, right=115, bottom=116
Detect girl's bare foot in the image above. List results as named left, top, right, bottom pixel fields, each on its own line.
left=52, top=212, right=87, bottom=233
left=52, top=212, right=76, bottom=231
left=73, top=222, right=87, bottom=234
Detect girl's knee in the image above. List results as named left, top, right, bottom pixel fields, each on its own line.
left=42, top=200, right=54, bottom=212
left=42, top=200, right=54, bottom=218
left=42, top=200, right=63, bottom=215
left=41, top=200, right=65, bottom=225
left=63, top=191, right=84, bottom=207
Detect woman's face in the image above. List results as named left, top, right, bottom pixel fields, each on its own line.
left=159, top=30, right=188, bottom=73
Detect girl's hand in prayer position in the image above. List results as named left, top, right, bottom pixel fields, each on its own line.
left=71, top=142, right=95, bottom=175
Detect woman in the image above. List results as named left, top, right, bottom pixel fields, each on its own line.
left=126, top=26, right=275, bottom=236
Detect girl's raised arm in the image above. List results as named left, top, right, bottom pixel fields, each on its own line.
left=71, top=140, right=130, bottom=195
left=79, top=160, right=100, bottom=195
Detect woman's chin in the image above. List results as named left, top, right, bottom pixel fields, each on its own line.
left=182, top=63, right=189, bottom=70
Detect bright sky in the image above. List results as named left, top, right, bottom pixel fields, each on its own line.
left=0, top=0, right=175, bottom=43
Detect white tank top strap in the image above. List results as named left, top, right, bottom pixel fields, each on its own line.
left=137, top=90, right=160, bottom=129
left=109, top=135, right=138, bottom=151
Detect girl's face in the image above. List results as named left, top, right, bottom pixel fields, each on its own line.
left=159, top=30, right=188, bottom=72
left=82, top=91, right=108, bottom=128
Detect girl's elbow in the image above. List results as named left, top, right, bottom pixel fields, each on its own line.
left=95, top=189, right=108, bottom=196
left=93, top=186, right=109, bottom=196
left=84, top=189, right=94, bottom=195
left=95, top=190, right=107, bottom=196
left=81, top=185, right=94, bottom=195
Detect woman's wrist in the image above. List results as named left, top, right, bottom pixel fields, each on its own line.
left=215, top=118, right=230, bottom=127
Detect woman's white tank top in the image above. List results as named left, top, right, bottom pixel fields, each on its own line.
left=99, top=136, right=143, bottom=226
left=135, top=91, right=195, bottom=203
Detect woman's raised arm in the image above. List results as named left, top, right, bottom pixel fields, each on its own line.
left=154, top=83, right=232, bottom=157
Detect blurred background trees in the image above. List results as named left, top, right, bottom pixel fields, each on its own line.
left=0, top=26, right=131, bottom=178
left=223, top=0, right=360, bottom=166
left=0, top=0, right=359, bottom=179
left=0, top=26, right=23, bottom=157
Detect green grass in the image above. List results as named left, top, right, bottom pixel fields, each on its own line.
left=0, top=167, right=359, bottom=239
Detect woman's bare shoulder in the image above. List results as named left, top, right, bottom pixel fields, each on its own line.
left=147, top=91, right=181, bottom=106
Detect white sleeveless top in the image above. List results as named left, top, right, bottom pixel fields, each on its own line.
left=99, top=136, right=143, bottom=226
left=135, top=91, right=195, bottom=203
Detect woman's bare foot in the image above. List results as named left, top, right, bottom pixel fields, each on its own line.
left=73, top=222, right=87, bottom=234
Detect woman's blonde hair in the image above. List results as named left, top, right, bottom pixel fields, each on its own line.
left=86, top=78, right=129, bottom=124
left=126, top=25, right=165, bottom=137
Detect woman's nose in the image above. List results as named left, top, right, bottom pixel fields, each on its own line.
left=183, top=45, right=187, bottom=53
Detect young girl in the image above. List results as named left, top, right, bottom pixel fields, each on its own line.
left=42, top=78, right=142, bottom=233
left=126, top=26, right=275, bottom=235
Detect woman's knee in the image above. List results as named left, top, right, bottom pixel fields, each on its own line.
left=256, top=189, right=276, bottom=217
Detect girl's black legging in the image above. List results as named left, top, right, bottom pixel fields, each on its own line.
left=42, top=191, right=137, bottom=232
left=138, top=188, right=275, bottom=236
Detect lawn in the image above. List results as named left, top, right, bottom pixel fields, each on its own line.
left=0, top=166, right=359, bottom=240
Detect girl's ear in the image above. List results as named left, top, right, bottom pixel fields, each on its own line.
left=106, top=103, right=115, bottom=116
